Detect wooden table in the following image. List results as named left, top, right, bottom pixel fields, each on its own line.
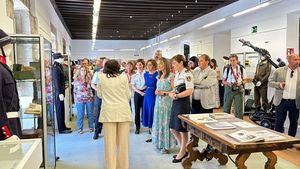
left=178, top=114, right=300, bottom=169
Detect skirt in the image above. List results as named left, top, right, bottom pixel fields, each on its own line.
left=169, top=97, right=190, bottom=132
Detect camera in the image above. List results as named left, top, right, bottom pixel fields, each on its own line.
left=232, top=83, right=244, bottom=93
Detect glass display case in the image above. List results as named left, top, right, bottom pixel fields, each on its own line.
left=0, top=138, right=42, bottom=169
left=10, top=35, right=56, bottom=169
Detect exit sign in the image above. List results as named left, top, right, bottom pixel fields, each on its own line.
left=251, top=26, right=258, bottom=33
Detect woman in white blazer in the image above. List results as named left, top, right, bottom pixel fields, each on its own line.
left=97, top=59, right=132, bottom=169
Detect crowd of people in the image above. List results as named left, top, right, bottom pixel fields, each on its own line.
left=69, top=50, right=300, bottom=169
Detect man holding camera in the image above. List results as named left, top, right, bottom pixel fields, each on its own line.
left=222, top=54, right=247, bottom=119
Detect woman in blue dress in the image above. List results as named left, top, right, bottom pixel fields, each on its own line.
left=142, top=59, right=158, bottom=142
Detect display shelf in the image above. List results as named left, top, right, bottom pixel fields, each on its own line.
left=16, top=79, right=41, bottom=82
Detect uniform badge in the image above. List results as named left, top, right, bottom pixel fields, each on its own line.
left=186, top=76, right=191, bottom=82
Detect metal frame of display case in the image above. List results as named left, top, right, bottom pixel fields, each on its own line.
left=10, top=34, right=56, bottom=169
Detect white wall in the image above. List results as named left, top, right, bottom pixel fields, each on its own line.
left=34, top=0, right=71, bottom=54
left=141, top=0, right=300, bottom=66
left=231, top=15, right=287, bottom=62
left=71, top=40, right=147, bottom=60
left=0, top=0, right=14, bottom=33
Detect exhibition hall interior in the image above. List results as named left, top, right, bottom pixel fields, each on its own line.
left=1, top=0, right=300, bottom=169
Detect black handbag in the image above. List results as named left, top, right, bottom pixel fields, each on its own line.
left=175, top=83, right=186, bottom=94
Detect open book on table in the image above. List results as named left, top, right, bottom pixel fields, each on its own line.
left=228, top=130, right=286, bottom=143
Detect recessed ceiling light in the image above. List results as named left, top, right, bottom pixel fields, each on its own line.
left=171, top=14, right=174, bottom=17
left=185, top=5, right=188, bottom=8
left=129, top=16, right=133, bottom=18
left=166, top=18, right=168, bottom=21
left=118, top=36, right=121, bottom=38
left=178, top=11, right=181, bottom=13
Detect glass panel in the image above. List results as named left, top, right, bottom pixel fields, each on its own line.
left=11, top=36, right=42, bottom=135
left=0, top=141, right=33, bottom=168
left=44, top=38, right=56, bottom=169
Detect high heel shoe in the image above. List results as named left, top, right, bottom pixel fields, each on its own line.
left=172, top=152, right=188, bottom=163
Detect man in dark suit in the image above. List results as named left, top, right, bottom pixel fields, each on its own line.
left=52, top=53, right=71, bottom=134
left=269, top=54, right=300, bottom=137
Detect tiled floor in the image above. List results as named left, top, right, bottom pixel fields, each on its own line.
left=54, top=115, right=300, bottom=169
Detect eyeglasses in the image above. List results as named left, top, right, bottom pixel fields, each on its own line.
left=291, top=70, right=294, bottom=78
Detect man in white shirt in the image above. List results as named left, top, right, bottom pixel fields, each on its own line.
left=269, top=54, right=300, bottom=137
left=222, top=54, right=247, bottom=119
left=91, top=57, right=106, bottom=139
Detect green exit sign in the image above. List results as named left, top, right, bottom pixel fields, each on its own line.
left=251, top=26, right=257, bottom=33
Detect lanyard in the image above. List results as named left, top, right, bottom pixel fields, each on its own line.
left=230, top=67, right=239, bottom=82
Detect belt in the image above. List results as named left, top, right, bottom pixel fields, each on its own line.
left=282, top=99, right=296, bottom=101
left=7, top=112, right=19, bottom=118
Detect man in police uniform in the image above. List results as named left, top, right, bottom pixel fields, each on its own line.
left=0, top=29, right=21, bottom=140
left=253, top=55, right=272, bottom=111
left=52, top=53, right=71, bottom=134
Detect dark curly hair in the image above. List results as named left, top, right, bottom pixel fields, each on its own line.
left=103, top=59, right=120, bottom=78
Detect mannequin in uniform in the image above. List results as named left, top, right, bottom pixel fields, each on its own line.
left=52, top=53, right=71, bottom=134
left=0, top=29, right=22, bottom=140
left=253, top=55, right=272, bottom=111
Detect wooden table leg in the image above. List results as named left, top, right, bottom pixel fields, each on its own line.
left=182, top=134, right=203, bottom=169
left=206, top=149, right=228, bottom=165
left=263, top=151, right=277, bottom=169
left=235, top=153, right=250, bottom=169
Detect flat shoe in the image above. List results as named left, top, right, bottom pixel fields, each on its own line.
left=172, top=152, right=188, bottom=163
left=145, top=138, right=152, bottom=143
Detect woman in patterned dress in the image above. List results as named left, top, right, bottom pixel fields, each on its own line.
left=152, top=57, right=176, bottom=153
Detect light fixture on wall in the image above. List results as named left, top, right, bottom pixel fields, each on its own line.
left=201, top=18, right=226, bottom=28
left=232, top=2, right=271, bottom=17
left=169, top=34, right=182, bottom=40
left=152, top=43, right=159, bottom=46
left=97, top=49, right=115, bottom=52
left=160, top=39, right=169, bottom=44
left=119, top=49, right=137, bottom=51
left=91, top=0, right=102, bottom=50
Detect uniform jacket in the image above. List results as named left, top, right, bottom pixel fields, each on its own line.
left=269, top=66, right=300, bottom=108
left=253, top=60, right=272, bottom=85
left=52, top=62, right=65, bottom=95
left=0, top=62, right=20, bottom=126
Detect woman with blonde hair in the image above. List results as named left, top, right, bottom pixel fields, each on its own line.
left=73, top=66, right=94, bottom=134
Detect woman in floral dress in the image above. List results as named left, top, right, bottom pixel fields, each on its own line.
left=152, top=57, right=176, bottom=153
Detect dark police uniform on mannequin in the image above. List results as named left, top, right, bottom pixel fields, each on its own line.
left=169, top=68, right=194, bottom=132
left=0, top=29, right=22, bottom=140
left=253, top=56, right=272, bottom=111
left=52, top=53, right=71, bottom=134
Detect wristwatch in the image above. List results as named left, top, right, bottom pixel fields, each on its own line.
left=174, top=94, right=177, bottom=99
left=163, top=92, right=167, bottom=96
